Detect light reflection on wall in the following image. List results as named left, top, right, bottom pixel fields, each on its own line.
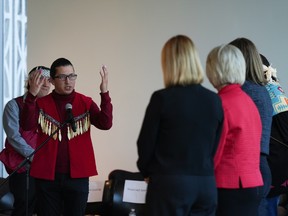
left=0, top=0, right=27, bottom=177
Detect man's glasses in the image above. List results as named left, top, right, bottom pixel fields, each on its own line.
left=54, top=73, right=78, bottom=81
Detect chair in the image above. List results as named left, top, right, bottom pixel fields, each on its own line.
left=85, top=180, right=107, bottom=215
left=102, top=169, right=146, bottom=216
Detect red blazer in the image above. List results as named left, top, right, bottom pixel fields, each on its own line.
left=214, top=84, right=263, bottom=188
left=24, top=90, right=112, bottom=180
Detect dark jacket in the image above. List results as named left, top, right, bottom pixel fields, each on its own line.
left=137, top=84, right=223, bottom=178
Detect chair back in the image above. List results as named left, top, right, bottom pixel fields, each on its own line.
left=102, top=169, right=146, bottom=216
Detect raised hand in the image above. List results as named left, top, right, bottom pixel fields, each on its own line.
left=99, top=65, right=109, bottom=93
left=28, top=69, right=45, bottom=96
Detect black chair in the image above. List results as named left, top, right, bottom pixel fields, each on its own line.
left=102, top=170, right=146, bottom=216
left=85, top=180, right=107, bottom=215
left=0, top=178, right=14, bottom=216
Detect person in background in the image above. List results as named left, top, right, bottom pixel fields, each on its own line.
left=20, top=58, right=113, bottom=216
left=260, top=54, right=288, bottom=216
left=229, top=38, right=273, bottom=216
left=206, top=44, right=263, bottom=216
left=0, top=66, right=51, bottom=216
left=137, top=35, right=224, bottom=216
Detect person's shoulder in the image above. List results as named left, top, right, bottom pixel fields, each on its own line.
left=5, top=96, right=22, bottom=107
left=197, top=84, right=218, bottom=95
left=274, top=111, right=288, bottom=119
left=243, top=80, right=266, bottom=90
left=146, top=88, right=166, bottom=104
left=243, top=81, right=269, bottom=96
left=3, top=96, right=24, bottom=113
left=154, top=84, right=218, bottom=98
left=195, top=84, right=221, bottom=101
left=74, top=92, right=93, bottom=104
left=242, top=80, right=254, bottom=90
left=151, top=86, right=188, bottom=100
left=75, top=91, right=91, bottom=99
left=37, top=93, right=52, bottom=102
left=150, top=87, right=166, bottom=97
left=6, top=98, right=17, bottom=105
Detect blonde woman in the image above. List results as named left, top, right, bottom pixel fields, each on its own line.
left=137, top=35, right=224, bottom=216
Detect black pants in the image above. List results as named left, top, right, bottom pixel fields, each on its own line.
left=258, top=155, right=272, bottom=216
left=217, top=186, right=262, bottom=216
left=35, top=173, right=89, bottom=216
left=9, top=171, right=36, bottom=216
left=145, top=175, right=217, bottom=216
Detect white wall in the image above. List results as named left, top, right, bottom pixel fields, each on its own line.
left=27, top=0, right=288, bottom=182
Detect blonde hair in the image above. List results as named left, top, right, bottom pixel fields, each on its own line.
left=206, top=44, right=246, bottom=89
left=161, top=35, right=204, bottom=87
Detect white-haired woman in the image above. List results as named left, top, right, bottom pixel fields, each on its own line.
left=206, top=44, right=263, bottom=216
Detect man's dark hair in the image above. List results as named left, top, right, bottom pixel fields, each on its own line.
left=50, top=58, right=74, bottom=79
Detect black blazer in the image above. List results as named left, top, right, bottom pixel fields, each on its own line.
left=137, top=84, right=223, bottom=178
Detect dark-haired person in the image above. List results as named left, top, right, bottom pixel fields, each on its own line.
left=0, top=66, right=51, bottom=216
left=20, top=58, right=113, bottom=216
left=261, top=54, right=288, bottom=216
left=229, top=38, right=273, bottom=216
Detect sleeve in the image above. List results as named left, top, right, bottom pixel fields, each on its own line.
left=3, top=99, right=34, bottom=157
left=214, top=110, right=228, bottom=169
left=20, top=92, right=38, bottom=131
left=90, top=91, right=113, bottom=130
left=212, top=112, right=224, bottom=157
left=136, top=92, right=161, bottom=177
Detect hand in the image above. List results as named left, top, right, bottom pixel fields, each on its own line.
left=28, top=69, right=45, bottom=96
left=144, top=177, right=149, bottom=183
left=99, top=65, right=108, bottom=93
